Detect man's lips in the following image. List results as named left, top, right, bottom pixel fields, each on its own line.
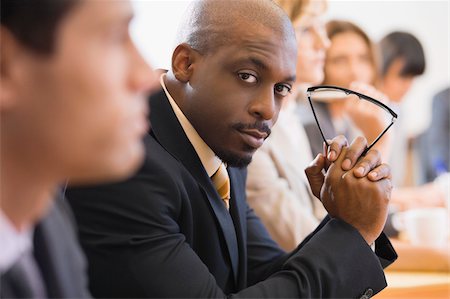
left=237, top=128, right=268, bottom=149
left=239, top=128, right=268, bottom=139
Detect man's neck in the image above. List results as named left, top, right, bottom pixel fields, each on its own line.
left=1, top=144, right=57, bottom=231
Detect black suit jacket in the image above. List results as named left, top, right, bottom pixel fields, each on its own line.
left=66, top=89, right=397, bottom=298
left=0, top=197, right=91, bottom=298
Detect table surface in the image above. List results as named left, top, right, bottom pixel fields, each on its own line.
left=377, top=271, right=450, bottom=298
left=376, top=237, right=450, bottom=298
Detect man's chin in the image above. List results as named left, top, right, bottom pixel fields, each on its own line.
left=215, top=148, right=253, bottom=168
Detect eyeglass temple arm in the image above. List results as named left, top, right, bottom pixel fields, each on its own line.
left=308, top=91, right=397, bottom=157
left=362, top=118, right=396, bottom=156
left=307, top=94, right=329, bottom=146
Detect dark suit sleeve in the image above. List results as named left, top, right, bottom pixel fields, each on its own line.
left=242, top=211, right=396, bottom=298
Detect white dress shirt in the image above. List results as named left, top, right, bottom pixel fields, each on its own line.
left=0, top=210, right=33, bottom=273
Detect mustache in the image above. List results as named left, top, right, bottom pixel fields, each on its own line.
left=232, top=122, right=272, bottom=138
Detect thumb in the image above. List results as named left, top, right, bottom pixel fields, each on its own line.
left=305, top=153, right=326, bottom=199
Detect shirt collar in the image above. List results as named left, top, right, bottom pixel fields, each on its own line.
left=160, top=73, right=222, bottom=177
left=0, top=209, right=33, bottom=273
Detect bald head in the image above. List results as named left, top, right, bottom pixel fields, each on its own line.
left=177, top=0, right=295, bottom=54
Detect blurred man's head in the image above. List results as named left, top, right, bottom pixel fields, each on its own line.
left=379, top=31, right=425, bottom=102
left=1, top=0, right=156, bottom=185
left=166, top=0, right=297, bottom=167
left=276, top=0, right=329, bottom=85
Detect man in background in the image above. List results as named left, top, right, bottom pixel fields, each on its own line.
left=0, top=0, right=157, bottom=297
left=379, top=31, right=426, bottom=186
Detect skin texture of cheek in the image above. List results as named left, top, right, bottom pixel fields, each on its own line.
left=33, top=46, right=144, bottom=181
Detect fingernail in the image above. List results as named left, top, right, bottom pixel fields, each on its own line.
left=342, top=159, right=351, bottom=170
left=369, top=172, right=378, bottom=179
left=356, top=167, right=365, bottom=176
left=328, top=150, right=336, bottom=160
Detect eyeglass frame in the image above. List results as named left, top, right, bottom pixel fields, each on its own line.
left=306, top=85, right=398, bottom=156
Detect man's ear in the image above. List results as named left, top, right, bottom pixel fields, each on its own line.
left=0, top=27, right=26, bottom=111
left=171, top=43, right=200, bottom=83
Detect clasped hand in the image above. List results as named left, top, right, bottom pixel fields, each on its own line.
left=305, top=135, right=392, bottom=245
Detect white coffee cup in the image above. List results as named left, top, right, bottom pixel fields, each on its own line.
left=392, top=208, right=449, bottom=247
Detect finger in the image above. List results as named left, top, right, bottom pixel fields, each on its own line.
left=327, top=135, right=348, bottom=162
left=323, top=141, right=331, bottom=171
left=353, top=148, right=382, bottom=178
left=305, top=154, right=326, bottom=179
left=326, top=146, right=348, bottom=181
left=367, top=163, right=392, bottom=181
left=305, top=154, right=326, bottom=199
left=342, top=136, right=368, bottom=171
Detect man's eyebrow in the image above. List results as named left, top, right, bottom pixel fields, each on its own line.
left=284, top=74, right=296, bottom=83
left=239, top=56, right=296, bottom=82
left=249, top=57, right=268, bottom=71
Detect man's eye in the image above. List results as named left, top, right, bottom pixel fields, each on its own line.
left=274, top=84, right=292, bottom=97
left=238, top=72, right=258, bottom=83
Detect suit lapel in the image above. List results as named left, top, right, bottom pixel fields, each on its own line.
left=149, top=90, right=240, bottom=283
left=0, top=264, right=36, bottom=298
left=33, top=201, right=71, bottom=298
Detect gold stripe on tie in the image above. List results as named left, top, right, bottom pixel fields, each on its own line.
left=211, top=163, right=230, bottom=210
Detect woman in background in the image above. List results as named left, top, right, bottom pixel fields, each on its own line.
left=306, top=18, right=449, bottom=271
left=311, top=20, right=445, bottom=212
left=246, top=0, right=329, bottom=251
left=303, top=20, right=393, bottom=160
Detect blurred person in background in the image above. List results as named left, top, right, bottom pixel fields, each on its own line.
left=304, top=20, right=445, bottom=213
left=379, top=31, right=425, bottom=187
left=378, top=32, right=449, bottom=273
left=246, top=0, right=329, bottom=251
left=418, top=87, right=449, bottom=183
left=303, top=20, right=394, bottom=160
left=378, top=31, right=446, bottom=211
left=306, top=20, right=448, bottom=271
left=0, top=0, right=157, bottom=297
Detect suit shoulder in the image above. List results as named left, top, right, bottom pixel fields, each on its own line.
left=140, top=133, right=186, bottom=179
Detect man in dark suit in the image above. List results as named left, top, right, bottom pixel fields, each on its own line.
left=419, top=87, right=450, bottom=182
left=425, top=87, right=450, bottom=179
left=1, top=197, right=91, bottom=298
left=67, top=0, right=397, bottom=298
left=0, top=0, right=157, bottom=297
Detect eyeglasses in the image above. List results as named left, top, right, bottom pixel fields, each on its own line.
left=306, top=85, right=398, bottom=156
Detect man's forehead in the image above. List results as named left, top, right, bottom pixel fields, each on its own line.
left=226, top=22, right=294, bottom=51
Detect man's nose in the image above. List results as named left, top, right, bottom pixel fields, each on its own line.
left=248, top=88, right=277, bottom=120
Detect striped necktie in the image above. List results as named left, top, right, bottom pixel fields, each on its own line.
left=211, top=163, right=230, bottom=210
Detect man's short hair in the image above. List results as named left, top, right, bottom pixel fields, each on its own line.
left=1, top=0, right=77, bottom=55
left=380, top=31, right=426, bottom=77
